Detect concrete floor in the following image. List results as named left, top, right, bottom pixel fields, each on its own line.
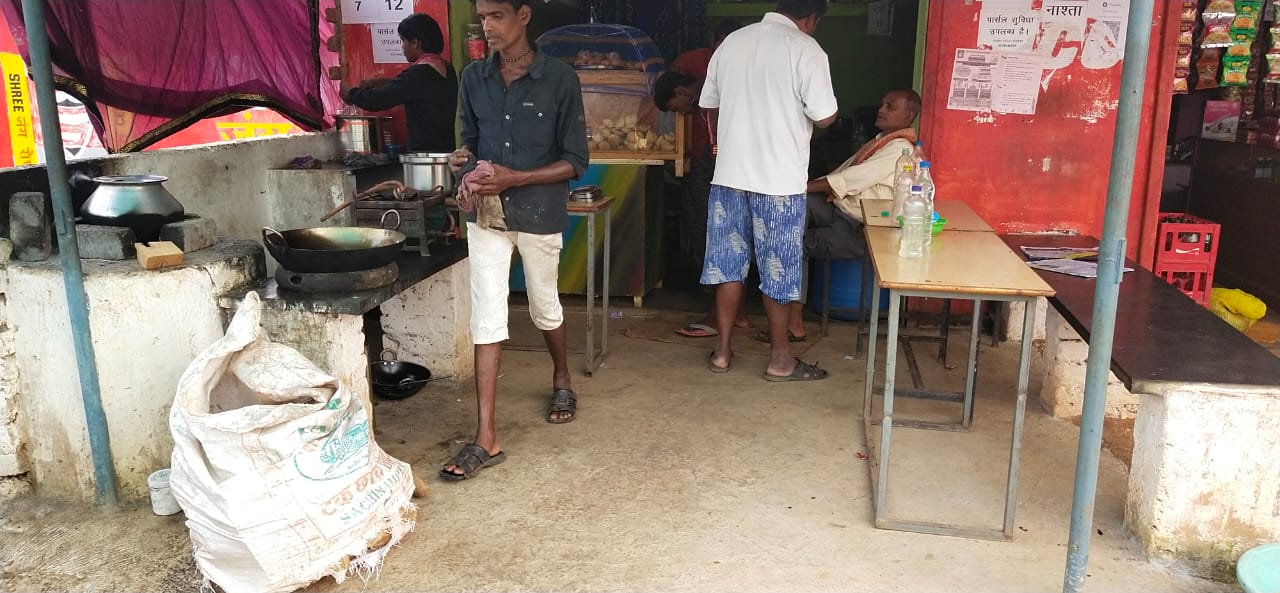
left=0, top=304, right=1239, bottom=593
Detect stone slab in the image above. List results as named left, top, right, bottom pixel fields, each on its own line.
left=9, top=193, right=52, bottom=262
left=159, top=216, right=218, bottom=252
left=75, top=224, right=137, bottom=260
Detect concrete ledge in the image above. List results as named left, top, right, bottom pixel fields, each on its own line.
left=1038, top=307, right=1138, bottom=464
left=6, top=241, right=265, bottom=501
left=1126, top=386, right=1280, bottom=581
left=380, top=258, right=473, bottom=384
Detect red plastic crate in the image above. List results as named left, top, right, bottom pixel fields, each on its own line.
left=1155, top=212, right=1221, bottom=268
left=1153, top=262, right=1213, bottom=306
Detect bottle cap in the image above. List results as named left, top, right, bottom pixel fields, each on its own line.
left=920, top=161, right=931, bottom=168
left=911, top=185, right=923, bottom=192
left=881, top=211, right=890, bottom=217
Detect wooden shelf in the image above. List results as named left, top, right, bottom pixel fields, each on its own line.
left=706, top=2, right=868, bottom=17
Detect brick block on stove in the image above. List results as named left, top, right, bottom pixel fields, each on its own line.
left=75, top=224, right=137, bottom=260
left=159, top=216, right=217, bottom=252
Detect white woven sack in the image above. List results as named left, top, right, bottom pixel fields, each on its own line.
left=169, top=291, right=415, bottom=593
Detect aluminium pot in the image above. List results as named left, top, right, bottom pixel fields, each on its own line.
left=262, top=226, right=406, bottom=273
left=335, top=115, right=386, bottom=155
left=79, top=175, right=185, bottom=242
left=401, top=152, right=455, bottom=193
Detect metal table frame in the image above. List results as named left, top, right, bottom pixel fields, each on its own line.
left=863, top=283, right=1037, bottom=541
left=567, top=197, right=613, bottom=376
left=859, top=227, right=1049, bottom=542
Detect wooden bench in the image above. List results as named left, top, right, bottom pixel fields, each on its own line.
left=1000, top=234, right=1280, bottom=394
left=1001, top=233, right=1280, bottom=579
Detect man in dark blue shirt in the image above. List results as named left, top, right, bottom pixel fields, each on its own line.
left=443, top=0, right=588, bottom=481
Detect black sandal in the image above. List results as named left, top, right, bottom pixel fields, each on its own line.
left=763, top=359, right=829, bottom=382
left=440, top=443, right=506, bottom=481
left=547, top=388, right=577, bottom=424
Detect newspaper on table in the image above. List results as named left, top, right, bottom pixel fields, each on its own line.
left=1026, top=258, right=1133, bottom=279
left=1020, top=245, right=1098, bottom=259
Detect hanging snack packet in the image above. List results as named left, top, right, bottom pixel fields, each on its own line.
left=1197, top=48, right=1224, bottom=89
left=1201, top=10, right=1235, bottom=48
left=1222, top=55, right=1251, bottom=85
left=1230, top=2, right=1261, bottom=36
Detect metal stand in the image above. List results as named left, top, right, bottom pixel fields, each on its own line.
left=568, top=197, right=614, bottom=376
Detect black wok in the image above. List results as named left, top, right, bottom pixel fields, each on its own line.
left=370, top=349, right=432, bottom=400
left=262, top=226, right=405, bottom=273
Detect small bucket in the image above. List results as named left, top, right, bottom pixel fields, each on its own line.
left=147, top=469, right=182, bottom=516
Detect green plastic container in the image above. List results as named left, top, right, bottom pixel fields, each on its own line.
left=1237, top=542, right=1280, bottom=593
left=895, top=214, right=948, bottom=235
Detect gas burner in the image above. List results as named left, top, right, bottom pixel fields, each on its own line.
left=275, top=262, right=399, bottom=293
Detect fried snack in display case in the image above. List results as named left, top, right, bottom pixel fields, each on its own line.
left=577, top=70, right=686, bottom=163
left=537, top=23, right=688, bottom=166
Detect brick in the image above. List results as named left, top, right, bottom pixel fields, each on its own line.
left=75, top=224, right=137, bottom=260
left=9, top=192, right=52, bottom=262
left=135, top=241, right=183, bottom=269
left=158, top=216, right=217, bottom=252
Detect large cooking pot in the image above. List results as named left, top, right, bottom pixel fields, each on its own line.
left=335, top=115, right=386, bottom=154
left=262, top=226, right=406, bottom=273
left=79, top=175, right=185, bottom=242
left=401, top=152, right=454, bottom=193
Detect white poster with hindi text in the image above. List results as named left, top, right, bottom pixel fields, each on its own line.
left=371, top=23, right=405, bottom=64
left=978, top=0, right=1038, bottom=50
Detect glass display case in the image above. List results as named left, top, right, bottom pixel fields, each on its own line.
left=537, top=23, right=687, bottom=167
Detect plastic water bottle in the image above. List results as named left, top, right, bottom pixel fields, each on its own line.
left=912, top=140, right=927, bottom=168
left=891, top=159, right=914, bottom=219
left=895, top=147, right=914, bottom=175
left=915, top=161, right=936, bottom=245
left=899, top=186, right=928, bottom=259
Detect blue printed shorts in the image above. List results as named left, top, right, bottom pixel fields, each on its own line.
left=700, top=184, right=807, bottom=303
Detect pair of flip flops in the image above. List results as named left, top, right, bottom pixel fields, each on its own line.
left=440, top=388, right=578, bottom=480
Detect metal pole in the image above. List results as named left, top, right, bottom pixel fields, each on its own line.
left=1063, top=0, right=1155, bottom=590
left=20, top=0, right=118, bottom=506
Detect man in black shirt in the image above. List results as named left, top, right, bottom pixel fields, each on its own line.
left=442, top=0, right=589, bottom=480
left=341, top=13, right=458, bottom=153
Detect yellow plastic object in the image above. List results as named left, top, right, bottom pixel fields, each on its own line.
left=1209, top=288, right=1267, bottom=333
left=1212, top=288, right=1267, bottom=320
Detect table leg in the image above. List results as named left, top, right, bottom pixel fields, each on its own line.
left=857, top=257, right=872, bottom=355
left=601, top=205, right=611, bottom=370
left=963, top=298, right=982, bottom=428
left=875, top=290, right=902, bottom=525
left=1003, top=298, right=1036, bottom=536
left=939, top=298, right=952, bottom=363
left=584, top=211, right=596, bottom=377
left=863, top=268, right=882, bottom=421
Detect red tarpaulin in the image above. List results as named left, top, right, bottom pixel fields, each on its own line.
left=2, top=0, right=327, bottom=152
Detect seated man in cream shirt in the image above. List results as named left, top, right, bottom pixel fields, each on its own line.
left=758, top=88, right=921, bottom=343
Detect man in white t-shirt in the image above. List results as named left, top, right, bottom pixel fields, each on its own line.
left=698, top=0, right=838, bottom=381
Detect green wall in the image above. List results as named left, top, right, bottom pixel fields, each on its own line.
left=448, top=0, right=580, bottom=73
left=708, top=0, right=919, bottom=116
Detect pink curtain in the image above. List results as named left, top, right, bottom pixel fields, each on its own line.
left=2, top=0, right=327, bottom=152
